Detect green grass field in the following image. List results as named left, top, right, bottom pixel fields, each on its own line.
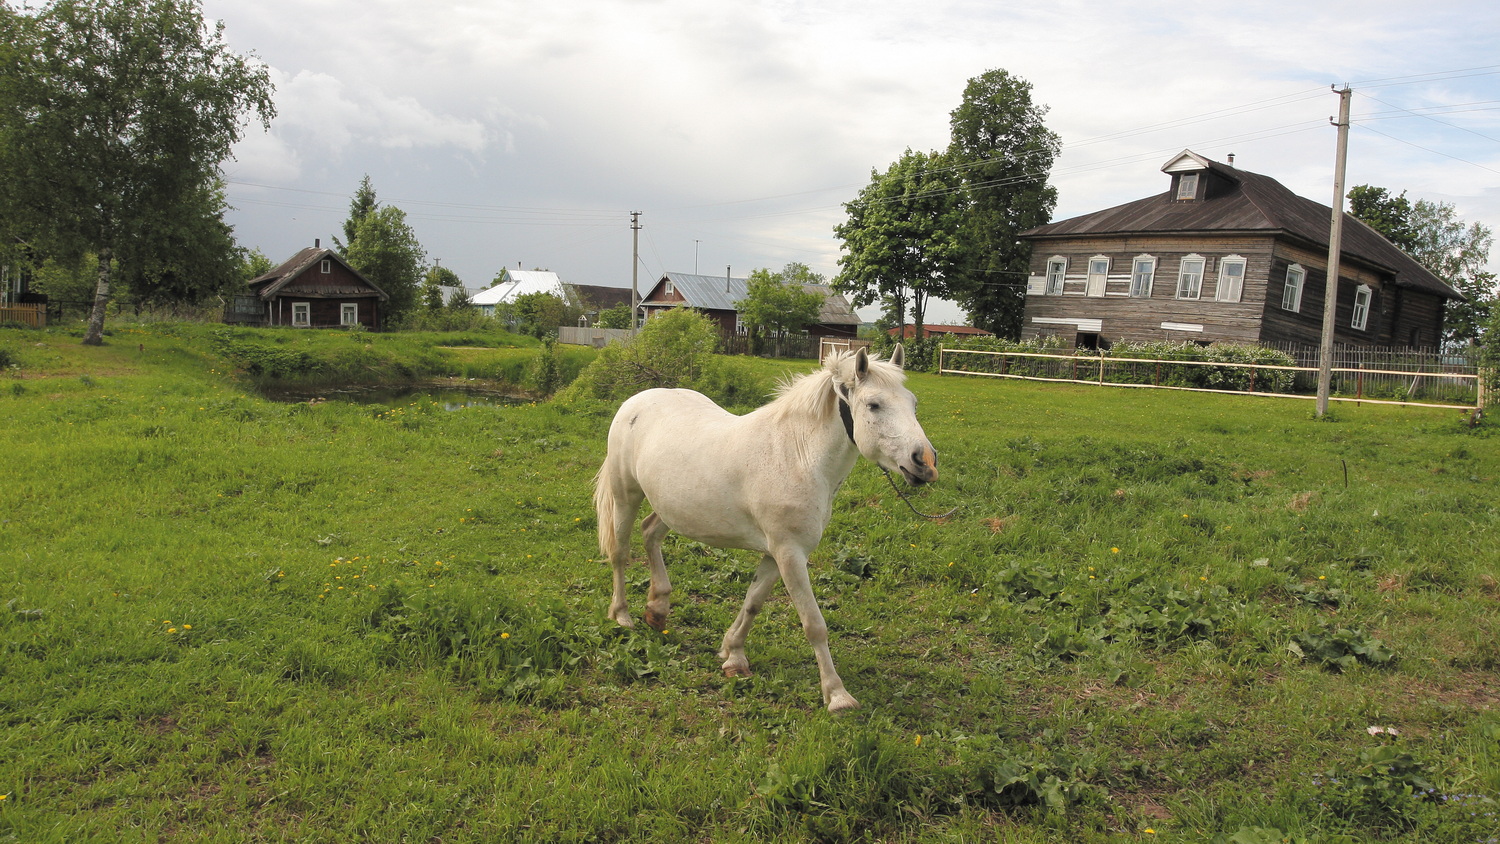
left=2, top=323, right=1497, bottom=843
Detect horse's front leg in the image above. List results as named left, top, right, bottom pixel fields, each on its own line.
left=641, top=513, right=672, bottom=631
left=720, top=554, right=781, bottom=676
left=777, top=551, right=859, bottom=713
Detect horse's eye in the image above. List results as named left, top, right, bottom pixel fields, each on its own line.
left=867, top=402, right=881, bottom=412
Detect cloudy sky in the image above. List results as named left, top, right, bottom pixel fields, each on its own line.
left=207, top=0, right=1500, bottom=323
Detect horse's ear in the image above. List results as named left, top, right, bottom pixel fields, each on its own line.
left=890, top=344, right=905, bottom=370
left=854, top=347, right=869, bottom=379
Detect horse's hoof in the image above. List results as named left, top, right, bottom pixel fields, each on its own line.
left=722, top=662, right=753, bottom=678
left=644, top=609, right=668, bottom=631
left=827, top=692, right=860, bottom=713
left=610, top=612, right=634, bottom=629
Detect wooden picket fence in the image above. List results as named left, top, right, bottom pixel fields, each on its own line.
left=0, top=303, right=45, bottom=327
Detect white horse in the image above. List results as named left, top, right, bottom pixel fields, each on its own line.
left=593, top=345, right=937, bottom=712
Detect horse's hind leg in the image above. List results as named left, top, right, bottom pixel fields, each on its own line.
left=598, top=477, right=642, bottom=629
left=719, top=554, right=781, bottom=677
left=641, top=512, right=672, bottom=631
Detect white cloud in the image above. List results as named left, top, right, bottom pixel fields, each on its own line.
left=209, top=0, right=1500, bottom=303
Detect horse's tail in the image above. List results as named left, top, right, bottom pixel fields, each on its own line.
left=593, top=463, right=616, bottom=557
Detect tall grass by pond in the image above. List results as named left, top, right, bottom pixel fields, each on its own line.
left=1, top=322, right=1497, bottom=842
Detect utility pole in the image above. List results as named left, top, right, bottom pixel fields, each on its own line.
left=1317, top=85, right=1353, bottom=418
left=630, top=211, right=642, bottom=337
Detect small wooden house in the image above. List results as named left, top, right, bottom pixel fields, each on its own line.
left=234, top=245, right=388, bottom=329
left=640, top=272, right=861, bottom=339
left=1018, top=150, right=1463, bottom=349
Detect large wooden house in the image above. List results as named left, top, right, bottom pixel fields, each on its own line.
left=1018, top=150, right=1463, bottom=350
left=232, top=245, right=389, bottom=329
left=640, top=272, right=861, bottom=339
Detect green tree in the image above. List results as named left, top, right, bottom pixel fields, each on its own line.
left=1348, top=185, right=1417, bottom=252
left=1348, top=186, right=1496, bottom=348
left=118, top=178, right=240, bottom=306
left=511, top=291, right=567, bottom=338
left=0, top=0, right=274, bottom=344
left=334, top=174, right=377, bottom=252
left=834, top=149, right=965, bottom=339
left=238, top=247, right=274, bottom=282
left=1407, top=200, right=1495, bottom=348
left=737, top=263, right=825, bottom=353
left=596, top=302, right=632, bottom=329
left=343, top=205, right=425, bottom=322
left=420, top=265, right=460, bottom=312
left=946, top=68, right=1061, bottom=337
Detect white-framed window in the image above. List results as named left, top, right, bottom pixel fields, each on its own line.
left=1216, top=255, right=1246, bottom=303
left=1176, top=254, right=1205, bottom=299
left=1176, top=172, right=1199, bottom=200
left=1351, top=284, right=1372, bottom=330
left=1130, top=255, right=1156, bottom=298
left=664, top=280, right=675, bottom=296
left=341, top=303, right=358, bottom=326
left=1282, top=264, right=1306, bottom=312
left=1045, top=256, right=1066, bottom=295
left=320, top=259, right=331, bottom=274
left=292, top=302, right=310, bottom=327
left=1086, top=256, right=1109, bottom=297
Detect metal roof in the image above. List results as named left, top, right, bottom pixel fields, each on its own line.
left=644, top=273, right=861, bottom=324
left=472, top=270, right=564, bottom=305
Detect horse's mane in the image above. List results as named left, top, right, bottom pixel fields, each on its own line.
left=763, top=349, right=907, bottom=432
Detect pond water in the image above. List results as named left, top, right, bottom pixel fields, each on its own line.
left=265, top=385, right=526, bottom=410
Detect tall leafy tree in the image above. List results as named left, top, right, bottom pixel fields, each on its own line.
left=334, top=174, right=378, bottom=252
left=1347, top=185, right=1417, bottom=252
left=1349, top=185, right=1496, bottom=348
left=946, top=68, right=1060, bottom=337
left=737, top=263, right=825, bottom=347
left=420, top=265, right=460, bottom=312
left=0, top=0, right=274, bottom=344
left=833, top=149, right=965, bottom=338
left=343, top=205, right=425, bottom=322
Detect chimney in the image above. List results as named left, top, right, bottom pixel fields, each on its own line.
left=1227, top=153, right=1236, bottom=167
left=726, top=266, right=731, bottom=293
left=315, top=238, right=320, bottom=248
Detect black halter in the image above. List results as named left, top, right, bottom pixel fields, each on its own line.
left=837, top=392, right=855, bottom=443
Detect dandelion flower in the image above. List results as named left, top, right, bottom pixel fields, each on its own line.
left=1111, top=547, right=1120, bottom=554
left=167, top=627, right=177, bottom=634
left=914, top=735, right=922, bottom=747
left=501, top=632, right=510, bottom=639
left=182, top=624, right=191, bottom=630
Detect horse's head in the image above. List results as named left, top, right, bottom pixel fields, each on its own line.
left=832, top=344, right=938, bottom=486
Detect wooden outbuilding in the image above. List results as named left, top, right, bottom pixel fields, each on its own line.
left=231, top=245, right=388, bottom=329
left=640, top=271, right=861, bottom=339
left=1018, top=150, right=1464, bottom=349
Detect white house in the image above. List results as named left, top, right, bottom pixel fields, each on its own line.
left=471, top=269, right=565, bottom=317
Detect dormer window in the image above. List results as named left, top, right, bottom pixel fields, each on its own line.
left=320, top=259, right=331, bottom=274
left=1176, top=172, right=1199, bottom=201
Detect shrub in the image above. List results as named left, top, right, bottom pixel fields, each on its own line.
left=557, top=308, right=770, bottom=408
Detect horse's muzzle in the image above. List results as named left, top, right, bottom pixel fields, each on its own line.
left=900, top=445, right=938, bottom=485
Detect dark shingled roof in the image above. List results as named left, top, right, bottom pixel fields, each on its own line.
left=1022, top=153, right=1463, bottom=301
left=248, top=247, right=389, bottom=301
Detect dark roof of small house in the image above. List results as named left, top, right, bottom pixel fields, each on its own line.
left=248, top=247, right=390, bottom=301
left=568, top=283, right=636, bottom=311
left=1021, top=154, right=1463, bottom=301
left=806, top=284, right=862, bottom=326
